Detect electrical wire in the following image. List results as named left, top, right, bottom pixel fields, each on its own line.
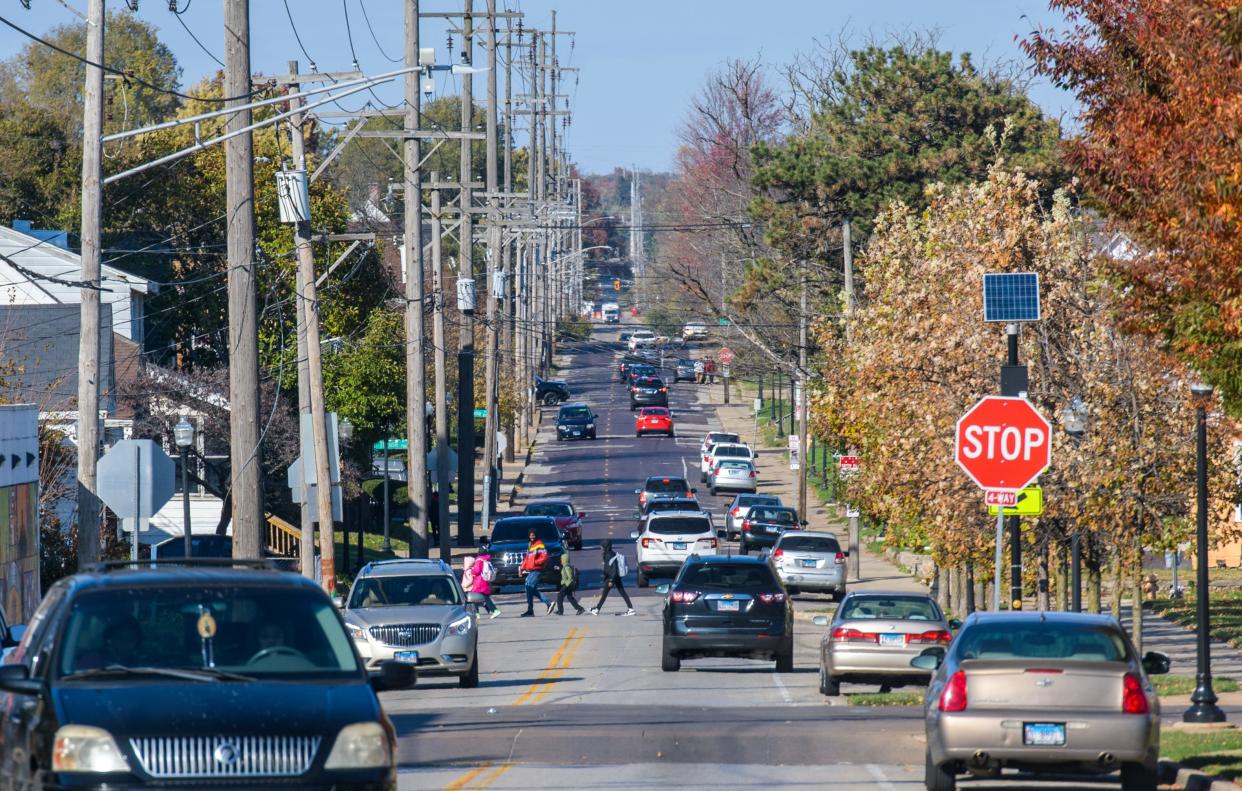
left=172, top=10, right=224, bottom=70
left=356, top=0, right=402, bottom=64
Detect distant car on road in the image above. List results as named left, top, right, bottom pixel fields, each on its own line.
left=701, top=441, right=755, bottom=481
left=555, top=402, right=597, bottom=441
left=635, top=475, right=695, bottom=508
left=602, top=302, right=620, bottom=323
left=627, top=329, right=658, bottom=352
left=636, top=406, right=674, bottom=437
left=737, top=504, right=803, bottom=553
left=629, top=375, right=668, bottom=410
left=673, top=358, right=696, bottom=382
left=633, top=497, right=703, bottom=530
left=524, top=499, right=586, bottom=550
left=682, top=323, right=709, bottom=341
left=707, top=459, right=759, bottom=496
left=768, top=530, right=847, bottom=599
left=632, top=511, right=718, bottom=587
left=916, top=611, right=1168, bottom=791
left=535, top=375, right=570, bottom=406
left=723, top=493, right=781, bottom=539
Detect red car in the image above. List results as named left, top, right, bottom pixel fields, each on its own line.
left=523, top=499, right=585, bottom=550
left=635, top=406, right=674, bottom=438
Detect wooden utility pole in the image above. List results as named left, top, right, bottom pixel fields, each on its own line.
left=76, top=0, right=105, bottom=567
left=287, top=64, right=338, bottom=590
left=404, top=0, right=431, bottom=556
left=224, top=0, right=264, bottom=559
left=456, top=0, right=477, bottom=548
left=481, top=0, right=502, bottom=532
left=502, top=17, right=517, bottom=463
left=431, top=176, right=452, bottom=563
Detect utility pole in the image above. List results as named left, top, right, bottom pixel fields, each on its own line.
left=798, top=259, right=809, bottom=521
left=481, top=0, right=502, bottom=534
left=76, top=0, right=104, bottom=568
left=431, top=175, right=452, bottom=563
left=224, top=0, right=264, bottom=559
left=404, top=0, right=430, bottom=557
left=457, top=0, right=477, bottom=548
left=287, top=64, right=338, bottom=590
left=502, top=17, right=517, bottom=463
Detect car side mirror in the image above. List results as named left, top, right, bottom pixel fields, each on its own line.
left=332, top=595, right=346, bottom=609
left=630, top=531, right=640, bottom=540
left=579, top=512, right=587, bottom=519
left=655, top=584, right=670, bottom=594
left=812, top=615, right=829, bottom=627
left=634, top=489, right=642, bottom=494
left=910, top=648, right=945, bottom=671
left=0, top=664, right=43, bottom=697
left=632, top=511, right=642, bottom=520
left=1142, top=651, right=1171, bottom=676
left=371, top=660, right=416, bottom=692
left=948, top=618, right=963, bottom=631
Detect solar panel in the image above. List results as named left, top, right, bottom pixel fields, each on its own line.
left=982, top=272, right=1041, bottom=323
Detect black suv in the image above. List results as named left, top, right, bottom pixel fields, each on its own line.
left=629, top=375, right=668, bottom=410
left=659, top=555, right=793, bottom=673
left=738, top=505, right=807, bottom=554
left=618, top=358, right=654, bottom=382
left=0, top=560, right=408, bottom=789
left=535, top=376, right=570, bottom=406
left=486, top=517, right=565, bottom=588
left=555, top=402, right=597, bottom=441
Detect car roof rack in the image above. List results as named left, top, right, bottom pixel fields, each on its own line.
left=89, top=558, right=278, bottom=573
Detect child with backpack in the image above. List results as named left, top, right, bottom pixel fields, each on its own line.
left=589, top=539, right=635, bottom=616
left=463, top=544, right=500, bottom=619
left=554, top=558, right=586, bottom=615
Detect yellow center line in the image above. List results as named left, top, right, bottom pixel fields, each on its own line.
left=512, top=627, right=578, bottom=706
left=529, top=629, right=587, bottom=704
left=473, top=763, right=514, bottom=788
left=442, top=762, right=492, bottom=791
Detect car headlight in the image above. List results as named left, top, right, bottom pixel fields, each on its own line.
left=558, top=424, right=568, bottom=430
left=447, top=614, right=474, bottom=636
left=52, top=725, right=130, bottom=773
left=345, top=622, right=366, bottom=641
left=325, top=722, right=391, bottom=770
left=586, top=423, right=594, bottom=429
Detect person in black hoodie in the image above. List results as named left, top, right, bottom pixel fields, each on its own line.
left=588, top=540, right=635, bottom=616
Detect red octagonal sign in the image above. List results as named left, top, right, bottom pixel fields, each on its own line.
left=955, top=396, right=1052, bottom=492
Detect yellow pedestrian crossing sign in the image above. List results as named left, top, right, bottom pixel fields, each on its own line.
left=987, top=486, right=1043, bottom=517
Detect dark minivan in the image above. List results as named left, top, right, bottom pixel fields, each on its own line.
left=0, top=560, right=406, bottom=790
left=486, top=517, right=565, bottom=588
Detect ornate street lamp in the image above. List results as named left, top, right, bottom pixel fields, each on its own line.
left=173, top=418, right=194, bottom=558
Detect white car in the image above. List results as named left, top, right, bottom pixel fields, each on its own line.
left=682, top=323, right=708, bottom=341
left=631, top=511, right=719, bottom=587
left=700, top=441, right=756, bottom=481
left=699, top=431, right=741, bottom=459
left=627, top=329, right=658, bottom=351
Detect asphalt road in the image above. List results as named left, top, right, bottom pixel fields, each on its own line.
left=384, top=326, right=1141, bottom=791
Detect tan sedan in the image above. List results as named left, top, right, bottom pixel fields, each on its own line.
left=916, top=611, right=1168, bottom=791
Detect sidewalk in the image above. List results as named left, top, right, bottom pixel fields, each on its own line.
left=1122, top=603, right=1242, bottom=682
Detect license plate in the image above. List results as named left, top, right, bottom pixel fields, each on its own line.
left=1023, top=723, right=1066, bottom=746
left=672, top=542, right=686, bottom=550
left=717, top=600, right=740, bottom=612
left=879, top=633, right=905, bottom=647
left=799, top=559, right=817, bottom=568
left=394, top=650, right=419, bottom=664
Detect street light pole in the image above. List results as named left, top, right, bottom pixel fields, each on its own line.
left=174, top=418, right=195, bottom=558
left=381, top=435, right=392, bottom=552
left=1185, top=382, right=1225, bottom=723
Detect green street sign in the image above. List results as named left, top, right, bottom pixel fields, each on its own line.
left=987, top=486, right=1044, bottom=517
left=473, top=408, right=487, bottom=418
left=371, top=438, right=408, bottom=452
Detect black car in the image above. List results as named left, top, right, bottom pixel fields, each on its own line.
left=555, top=402, right=597, bottom=441
left=738, top=505, right=807, bottom=553
left=635, top=476, right=696, bottom=508
left=0, top=560, right=408, bottom=790
left=629, top=375, right=668, bottom=410
left=673, top=358, right=696, bottom=382
left=486, top=517, right=565, bottom=588
left=633, top=497, right=703, bottom=528
left=659, top=555, right=794, bottom=673
left=535, top=376, right=570, bottom=406
left=618, top=358, right=654, bottom=382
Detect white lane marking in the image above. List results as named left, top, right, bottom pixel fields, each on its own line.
left=866, top=763, right=898, bottom=791
left=772, top=672, right=793, bottom=704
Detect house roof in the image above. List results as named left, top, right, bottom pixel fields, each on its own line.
left=0, top=224, right=158, bottom=304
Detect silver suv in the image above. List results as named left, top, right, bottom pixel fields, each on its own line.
left=342, top=559, right=479, bottom=687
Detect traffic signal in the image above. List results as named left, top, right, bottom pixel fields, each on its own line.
left=613, top=278, right=621, bottom=290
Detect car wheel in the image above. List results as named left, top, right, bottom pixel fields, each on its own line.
left=775, top=645, right=794, bottom=673
left=590, top=432, right=597, bottom=440
left=574, top=540, right=583, bottom=551
left=661, top=645, right=681, bottom=672
left=820, top=667, right=840, bottom=696
left=458, top=653, right=480, bottom=688
left=542, top=393, right=558, bottom=406
left=637, top=570, right=649, bottom=588
left=924, top=750, right=956, bottom=791
left=635, top=431, right=642, bottom=438
left=786, top=586, right=799, bottom=596
left=1119, top=763, right=1158, bottom=791
left=668, top=431, right=675, bottom=439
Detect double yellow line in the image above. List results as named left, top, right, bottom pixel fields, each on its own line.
left=442, top=761, right=512, bottom=791
left=513, top=626, right=588, bottom=706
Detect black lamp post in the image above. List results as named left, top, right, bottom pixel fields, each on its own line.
left=338, top=418, right=354, bottom=571
left=1185, top=382, right=1226, bottom=723
left=174, top=417, right=194, bottom=558
left=1060, top=400, right=1087, bottom=612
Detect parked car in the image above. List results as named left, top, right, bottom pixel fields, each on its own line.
left=370, top=455, right=408, bottom=482
left=636, top=406, right=674, bottom=437
left=632, top=511, right=718, bottom=587
left=485, top=516, right=564, bottom=588
left=707, top=459, right=759, bottom=496
left=0, top=605, right=23, bottom=664
left=768, top=531, right=847, bottom=599
left=813, top=591, right=951, bottom=698
left=635, top=475, right=695, bottom=508
left=0, top=559, right=405, bottom=790
left=343, top=559, right=478, bottom=687
left=659, top=555, right=793, bottom=672
left=629, top=375, right=669, bottom=410
left=556, top=402, right=597, bottom=441
left=673, top=358, right=697, bottom=382
left=737, top=504, right=802, bottom=552
left=535, top=375, right=570, bottom=406
left=701, top=441, right=755, bottom=481
left=524, top=499, right=586, bottom=550
left=723, top=493, right=782, bottom=539
left=682, top=323, right=709, bottom=341
left=916, top=611, right=1167, bottom=791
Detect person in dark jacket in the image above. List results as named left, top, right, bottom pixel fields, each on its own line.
left=588, top=540, right=634, bottom=616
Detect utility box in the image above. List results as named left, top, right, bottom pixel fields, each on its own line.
left=456, top=277, right=476, bottom=314
left=275, top=170, right=310, bottom=224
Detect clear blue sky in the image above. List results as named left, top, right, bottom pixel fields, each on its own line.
left=0, top=1, right=1073, bottom=175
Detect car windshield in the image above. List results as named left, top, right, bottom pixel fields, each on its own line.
left=777, top=535, right=840, bottom=553
left=57, top=587, right=359, bottom=679
left=559, top=407, right=591, bottom=420
left=956, top=622, right=1129, bottom=662
left=750, top=507, right=796, bottom=523
left=737, top=495, right=778, bottom=508
left=708, top=433, right=740, bottom=445
left=526, top=503, right=573, bottom=517
left=646, top=478, right=688, bottom=493
left=648, top=517, right=712, bottom=536
left=679, top=564, right=776, bottom=589
left=640, top=407, right=668, bottom=416
left=348, top=574, right=461, bottom=608
left=491, top=520, right=560, bottom=543
left=647, top=499, right=698, bottom=513
left=714, top=446, right=750, bottom=457
left=719, top=461, right=752, bottom=471
left=840, top=596, right=941, bottom=622
left=636, top=378, right=663, bottom=386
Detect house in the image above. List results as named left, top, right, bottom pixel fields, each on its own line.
left=0, top=405, right=40, bottom=625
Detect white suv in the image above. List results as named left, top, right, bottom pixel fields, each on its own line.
left=700, top=442, right=756, bottom=481
left=631, top=511, right=719, bottom=587
left=627, top=329, right=657, bottom=351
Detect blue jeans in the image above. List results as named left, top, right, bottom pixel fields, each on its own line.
left=525, top=571, right=550, bottom=610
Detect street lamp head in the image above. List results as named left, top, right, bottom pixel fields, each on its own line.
left=1191, top=382, right=1214, bottom=398
left=173, top=417, right=194, bottom=449
left=339, top=418, right=354, bottom=444
left=1059, top=397, right=1088, bottom=437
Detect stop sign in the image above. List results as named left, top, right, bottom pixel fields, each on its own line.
left=955, top=396, right=1052, bottom=492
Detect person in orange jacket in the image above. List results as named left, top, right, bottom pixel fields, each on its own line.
left=519, top=529, right=552, bottom=617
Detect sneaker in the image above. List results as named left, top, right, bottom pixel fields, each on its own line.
left=489, top=609, right=501, bottom=619
left=588, top=607, right=599, bottom=615
left=621, top=608, right=636, bottom=616
left=575, top=609, right=586, bottom=615
left=546, top=601, right=555, bottom=614
left=520, top=611, right=534, bottom=618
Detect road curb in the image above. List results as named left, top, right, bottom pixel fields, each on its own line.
left=1160, top=759, right=1242, bottom=790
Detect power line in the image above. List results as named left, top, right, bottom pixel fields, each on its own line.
left=356, top=0, right=402, bottom=63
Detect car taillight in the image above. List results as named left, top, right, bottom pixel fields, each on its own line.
left=731, top=507, right=740, bottom=516
left=749, top=470, right=756, bottom=478
left=831, top=627, right=879, bottom=643
left=834, top=552, right=846, bottom=565
left=741, top=520, right=751, bottom=531
left=670, top=590, right=701, bottom=603
left=757, top=593, right=786, bottom=604
left=908, top=630, right=953, bottom=645
left=631, top=386, right=639, bottom=393
left=939, top=671, right=968, bottom=712
left=1122, top=673, right=1149, bottom=714
left=641, top=537, right=660, bottom=548
left=700, top=538, right=718, bottom=548
left=771, top=548, right=784, bottom=560
left=660, top=387, right=668, bottom=393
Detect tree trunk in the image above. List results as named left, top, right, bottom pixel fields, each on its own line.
left=1109, top=550, right=1123, bottom=623
left=965, top=563, right=977, bottom=614
left=1131, top=533, right=1144, bottom=653
left=954, top=565, right=966, bottom=615
left=1087, top=537, right=1102, bottom=614
left=934, top=564, right=948, bottom=613
left=1054, top=541, right=1068, bottom=612
left=1037, top=543, right=1050, bottom=611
